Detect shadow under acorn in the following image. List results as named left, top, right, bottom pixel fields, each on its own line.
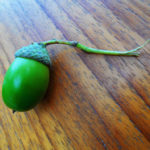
left=34, top=46, right=68, bottom=112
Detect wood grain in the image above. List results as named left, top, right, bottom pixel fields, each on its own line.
left=0, top=0, right=150, bottom=149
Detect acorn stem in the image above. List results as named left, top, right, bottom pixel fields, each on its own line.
left=40, top=39, right=150, bottom=56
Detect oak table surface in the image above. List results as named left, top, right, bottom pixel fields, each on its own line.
left=0, top=0, right=150, bottom=150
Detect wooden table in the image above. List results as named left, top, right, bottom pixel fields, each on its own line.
left=0, top=0, right=150, bottom=149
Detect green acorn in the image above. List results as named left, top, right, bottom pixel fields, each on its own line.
left=2, top=42, right=51, bottom=112
left=2, top=39, right=150, bottom=112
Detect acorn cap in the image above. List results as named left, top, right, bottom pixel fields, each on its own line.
left=15, top=42, right=51, bottom=66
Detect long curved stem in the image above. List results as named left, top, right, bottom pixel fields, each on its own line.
left=40, top=39, right=150, bottom=56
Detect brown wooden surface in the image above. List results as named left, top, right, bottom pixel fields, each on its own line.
left=0, top=0, right=150, bottom=149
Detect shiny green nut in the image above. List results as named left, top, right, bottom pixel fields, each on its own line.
left=2, top=42, right=51, bottom=112
left=2, top=57, right=49, bottom=112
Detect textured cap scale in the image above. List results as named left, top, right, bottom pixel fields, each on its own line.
left=15, top=42, right=51, bottom=66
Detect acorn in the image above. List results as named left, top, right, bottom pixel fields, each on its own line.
left=2, top=39, right=150, bottom=112
left=2, top=42, right=51, bottom=112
